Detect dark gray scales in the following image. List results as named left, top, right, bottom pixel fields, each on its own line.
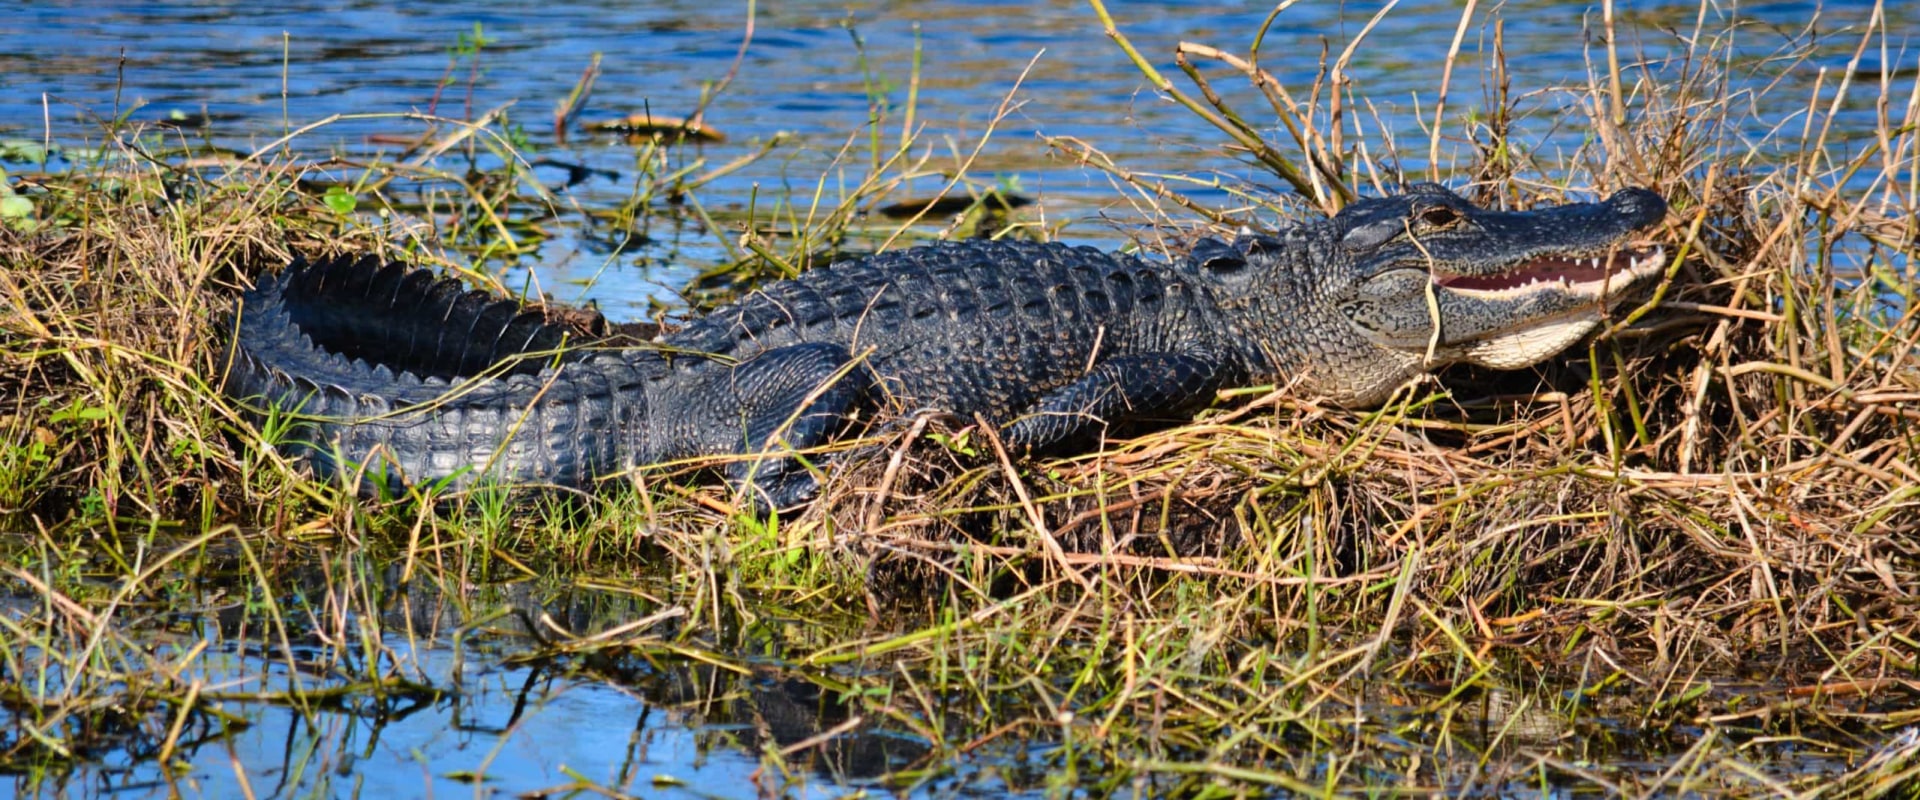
left=220, top=184, right=1669, bottom=507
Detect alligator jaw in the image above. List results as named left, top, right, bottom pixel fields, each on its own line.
left=1433, top=242, right=1667, bottom=300
left=1444, top=242, right=1669, bottom=369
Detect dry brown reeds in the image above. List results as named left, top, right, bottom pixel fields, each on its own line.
left=4, top=2, right=1920, bottom=794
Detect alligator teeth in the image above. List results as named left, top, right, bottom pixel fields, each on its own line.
left=1436, top=243, right=1667, bottom=299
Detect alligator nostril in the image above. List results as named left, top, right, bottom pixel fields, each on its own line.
left=1606, top=187, right=1668, bottom=228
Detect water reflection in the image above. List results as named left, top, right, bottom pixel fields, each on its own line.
left=1, top=539, right=1888, bottom=798
left=0, top=0, right=1905, bottom=317
left=0, top=555, right=927, bottom=798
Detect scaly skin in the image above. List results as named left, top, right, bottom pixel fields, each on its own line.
left=221, top=184, right=1668, bottom=505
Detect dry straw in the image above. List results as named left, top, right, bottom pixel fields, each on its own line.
left=3, top=1, right=1919, bottom=794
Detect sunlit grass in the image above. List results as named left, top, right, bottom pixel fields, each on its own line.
left=4, top=2, right=1920, bottom=796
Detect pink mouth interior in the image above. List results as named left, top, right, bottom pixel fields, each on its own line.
left=1435, top=250, right=1641, bottom=292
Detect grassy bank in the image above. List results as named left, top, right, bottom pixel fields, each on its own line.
left=4, top=4, right=1920, bottom=796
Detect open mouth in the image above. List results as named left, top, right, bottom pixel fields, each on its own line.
left=1434, top=243, right=1666, bottom=297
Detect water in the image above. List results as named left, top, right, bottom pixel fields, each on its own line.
left=1, top=0, right=1905, bottom=315
left=4, top=543, right=1869, bottom=799
left=3, top=1, right=1915, bottom=796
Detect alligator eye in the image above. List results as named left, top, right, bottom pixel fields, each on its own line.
left=1341, top=220, right=1401, bottom=252
left=1415, top=205, right=1461, bottom=230
left=1202, top=253, right=1247, bottom=276
left=1192, top=237, right=1247, bottom=276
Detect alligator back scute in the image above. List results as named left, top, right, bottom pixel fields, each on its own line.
left=274, top=255, right=579, bottom=382
left=222, top=254, right=651, bottom=496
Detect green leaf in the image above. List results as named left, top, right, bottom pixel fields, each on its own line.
left=0, top=194, right=33, bottom=225
left=0, top=138, right=52, bottom=163
left=50, top=402, right=109, bottom=424
left=322, top=185, right=357, bottom=215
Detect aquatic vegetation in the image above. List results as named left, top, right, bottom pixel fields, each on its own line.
left=3, top=2, right=1920, bottom=796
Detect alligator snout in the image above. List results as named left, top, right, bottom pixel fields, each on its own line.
left=1605, top=187, right=1667, bottom=230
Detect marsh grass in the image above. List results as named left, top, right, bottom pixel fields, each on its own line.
left=4, top=2, right=1920, bottom=796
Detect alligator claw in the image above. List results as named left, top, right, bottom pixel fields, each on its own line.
left=734, top=464, right=822, bottom=517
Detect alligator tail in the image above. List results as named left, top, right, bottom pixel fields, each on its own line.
left=220, top=256, right=650, bottom=496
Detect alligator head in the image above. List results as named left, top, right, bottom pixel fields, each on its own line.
left=1210, top=183, right=1667, bottom=406
left=1271, top=182, right=1666, bottom=404
left=1328, top=182, right=1666, bottom=368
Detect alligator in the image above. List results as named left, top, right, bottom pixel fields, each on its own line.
left=220, top=183, right=1668, bottom=507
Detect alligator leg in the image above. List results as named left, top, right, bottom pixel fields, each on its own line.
left=673, top=342, right=872, bottom=509
left=1000, top=351, right=1232, bottom=453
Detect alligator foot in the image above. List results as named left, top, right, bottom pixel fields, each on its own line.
left=731, top=461, right=825, bottom=515
left=1001, top=350, right=1235, bottom=453
left=693, top=341, right=879, bottom=516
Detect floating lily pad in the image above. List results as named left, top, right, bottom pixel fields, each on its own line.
left=321, top=185, right=357, bottom=215
left=0, top=171, right=32, bottom=228
left=0, top=138, right=55, bottom=164
left=587, top=113, right=725, bottom=142
left=0, top=194, right=32, bottom=226
left=154, top=109, right=245, bottom=129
